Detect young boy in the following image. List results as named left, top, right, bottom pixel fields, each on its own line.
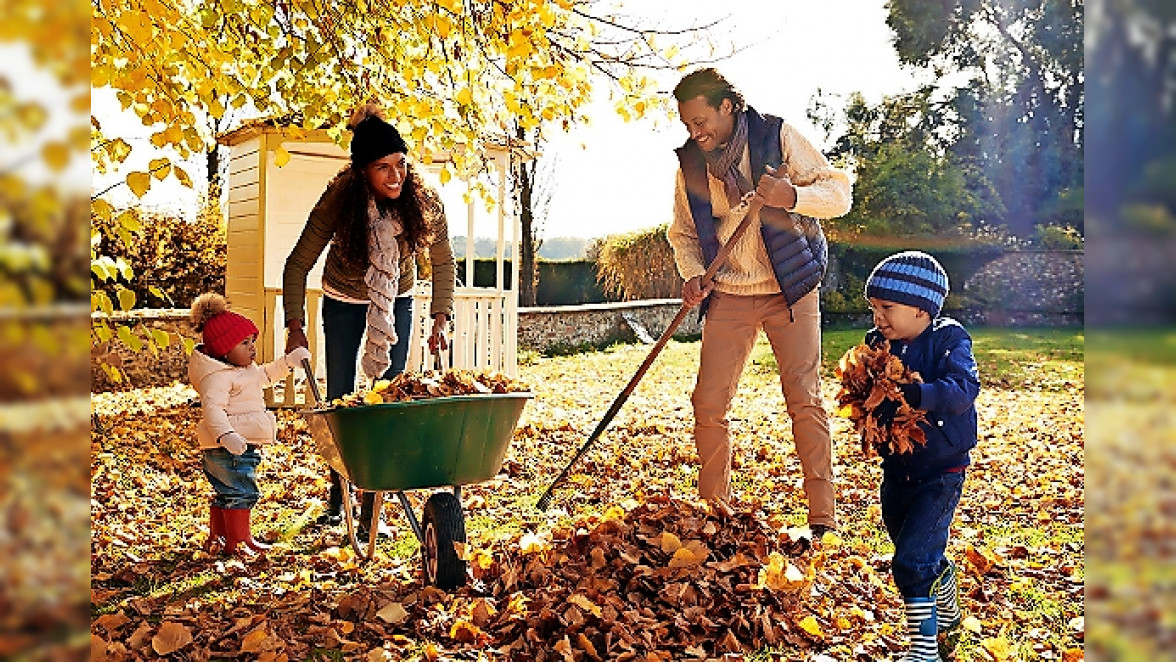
left=189, top=293, right=311, bottom=557
left=863, top=251, right=980, bottom=661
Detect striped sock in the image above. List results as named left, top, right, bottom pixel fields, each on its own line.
left=902, top=598, right=941, bottom=661
left=936, top=561, right=961, bottom=626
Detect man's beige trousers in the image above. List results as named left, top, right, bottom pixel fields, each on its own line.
left=692, top=290, right=837, bottom=528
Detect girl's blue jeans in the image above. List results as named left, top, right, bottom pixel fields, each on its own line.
left=203, top=447, right=262, bottom=509
left=880, top=469, right=965, bottom=599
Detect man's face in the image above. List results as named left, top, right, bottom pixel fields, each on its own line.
left=677, top=95, right=735, bottom=153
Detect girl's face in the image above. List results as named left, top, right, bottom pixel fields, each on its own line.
left=868, top=297, right=931, bottom=342
left=224, top=334, right=257, bottom=367
left=365, top=153, right=409, bottom=201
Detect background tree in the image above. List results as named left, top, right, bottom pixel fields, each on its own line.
left=811, top=87, right=1004, bottom=236
left=512, top=123, right=556, bottom=307
left=813, top=0, right=1082, bottom=239
left=1087, top=0, right=1176, bottom=232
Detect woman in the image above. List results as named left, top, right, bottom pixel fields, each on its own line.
left=283, top=103, right=456, bottom=529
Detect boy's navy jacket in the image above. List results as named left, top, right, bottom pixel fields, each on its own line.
left=865, top=317, right=980, bottom=481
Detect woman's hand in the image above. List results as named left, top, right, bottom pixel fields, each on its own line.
left=428, top=314, right=449, bottom=355
left=285, top=322, right=309, bottom=354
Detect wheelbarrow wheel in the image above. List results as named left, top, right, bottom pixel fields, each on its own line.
left=422, top=492, right=466, bottom=589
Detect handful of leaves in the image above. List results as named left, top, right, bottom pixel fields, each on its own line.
left=835, top=341, right=928, bottom=456
left=332, top=369, right=529, bottom=408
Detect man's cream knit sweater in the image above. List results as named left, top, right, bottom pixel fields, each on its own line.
left=668, top=121, right=852, bottom=296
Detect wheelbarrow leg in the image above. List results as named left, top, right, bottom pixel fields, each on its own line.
left=397, top=492, right=424, bottom=543
left=340, top=477, right=382, bottom=562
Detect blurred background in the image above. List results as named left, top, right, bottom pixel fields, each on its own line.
left=0, top=0, right=91, bottom=657
left=1086, top=0, right=1176, bottom=658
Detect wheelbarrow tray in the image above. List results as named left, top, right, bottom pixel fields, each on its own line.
left=305, top=392, right=532, bottom=492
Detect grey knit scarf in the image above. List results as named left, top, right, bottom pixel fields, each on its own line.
left=703, top=110, right=751, bottom=208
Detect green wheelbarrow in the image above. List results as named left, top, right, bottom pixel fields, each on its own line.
left=300, top=360, right=531, bottom=589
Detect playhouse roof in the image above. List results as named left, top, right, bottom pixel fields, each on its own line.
left=217, top=117, right=535, bottom=162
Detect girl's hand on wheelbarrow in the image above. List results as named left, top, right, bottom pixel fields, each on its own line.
left=428, top=313, right=450, bottom=354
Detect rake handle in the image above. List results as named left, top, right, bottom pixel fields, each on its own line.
left=536, top=195, right=766, bottom=510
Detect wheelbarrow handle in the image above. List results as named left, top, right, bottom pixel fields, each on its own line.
left=302, top=357, right=323, bottom=406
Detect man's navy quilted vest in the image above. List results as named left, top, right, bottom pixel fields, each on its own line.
left=675, top=106, right=828, bottom=316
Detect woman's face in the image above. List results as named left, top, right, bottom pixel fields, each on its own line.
left=365, top=153, right=409, bottom=201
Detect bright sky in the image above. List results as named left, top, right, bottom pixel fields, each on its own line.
left=90, top=0, right=929, bottom=238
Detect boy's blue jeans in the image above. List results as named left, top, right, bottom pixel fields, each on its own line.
left=203, top=447, right=262, bottom=509
left=880, top=469, right=965, bottom=599
left=323, top=295, right=413, bottom=399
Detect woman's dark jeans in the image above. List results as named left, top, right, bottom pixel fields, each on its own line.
left=880, top=469, right=965, bottom=599
left=321, top=295, right=414, bottom=518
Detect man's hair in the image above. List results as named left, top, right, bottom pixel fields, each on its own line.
left=672, top=68, right=746, bottom=112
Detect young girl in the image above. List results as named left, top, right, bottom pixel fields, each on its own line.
left=189, top=293, right=311, bottom=556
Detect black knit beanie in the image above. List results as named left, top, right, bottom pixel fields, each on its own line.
left=350, top=115, right=408, bottom=167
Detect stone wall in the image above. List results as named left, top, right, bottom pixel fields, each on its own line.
left=516, top=299, right=702, bottom=352
left=961, top=249, right=1084, bottom=326
left=1086, top=237, right=1176, bottom=324
left=91, top=310, right=194, bottom=392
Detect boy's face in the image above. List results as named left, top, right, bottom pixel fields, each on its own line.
left=868, top=297, right=931, bottom=342
left=224, top=334, right=257, bottom=367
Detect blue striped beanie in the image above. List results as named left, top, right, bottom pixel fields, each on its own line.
left=865, top=251, right=950, bottom=317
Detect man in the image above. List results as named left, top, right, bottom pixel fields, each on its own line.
left=667, top=68, right=852, bottom=535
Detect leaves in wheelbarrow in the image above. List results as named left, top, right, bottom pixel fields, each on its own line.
left=331, top=369, right=530, bottom=407
left=834, top=341, right=928, bottom=457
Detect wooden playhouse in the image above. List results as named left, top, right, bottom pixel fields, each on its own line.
left=216, top=124, right=524, bottom=405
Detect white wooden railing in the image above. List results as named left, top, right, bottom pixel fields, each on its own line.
left=262, top=285, right=517, bottom=406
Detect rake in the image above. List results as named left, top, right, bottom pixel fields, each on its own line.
left=535, top=194, right=767, bottom=511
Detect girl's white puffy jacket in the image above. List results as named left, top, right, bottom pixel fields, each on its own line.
left=188, top=347, right=298, bottom=449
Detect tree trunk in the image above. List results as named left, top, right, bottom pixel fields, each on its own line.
left=206, top=146, right=222, bottom=201
left=518, top=164, right=537, bottom=307
left=515, top=125, right=539, bottom=306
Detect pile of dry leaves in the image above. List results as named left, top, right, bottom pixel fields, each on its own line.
left=835, top=342, right=927, bottom=456
left=461, top=495, right=825, bottom=660
left=332, top=370, right=530, bottom=408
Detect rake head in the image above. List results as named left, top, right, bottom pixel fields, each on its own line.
left=535, top=488, right=557, bottom=512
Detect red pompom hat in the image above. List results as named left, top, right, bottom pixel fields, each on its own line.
left=202, top=310, right=259, bottom=357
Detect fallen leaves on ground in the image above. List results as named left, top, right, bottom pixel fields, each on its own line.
left=91, top=338, right=1084, bottom=660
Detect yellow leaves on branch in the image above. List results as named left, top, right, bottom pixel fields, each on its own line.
left=835, top=342, right=928, bottom=457
left=91, top=0, right=689, bottom=198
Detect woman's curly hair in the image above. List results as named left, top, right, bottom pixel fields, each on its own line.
left=330, top=163, right=432, bottom=271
